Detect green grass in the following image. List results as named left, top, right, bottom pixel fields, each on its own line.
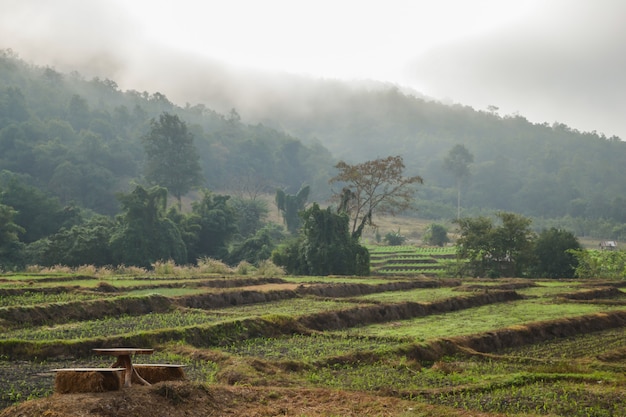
left=332, top=300, right=626, bottom=341
left=218, top=333, right=401, bottom=361
left=0, top=291, right=116, bottom=307
left=208, top=298, right=370, bottom=318
left=355, top=287, right=458, bottom=303
left=0, top=310, right=223, bottom=341
left=281, top=276, right=393, bottom=284
left=501, top=327, right=626, bottom=359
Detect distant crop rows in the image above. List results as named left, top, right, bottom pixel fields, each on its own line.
left=368, top=245, right=456, bottom=275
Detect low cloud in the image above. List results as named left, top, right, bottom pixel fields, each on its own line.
left=407, top=0, right=626, bottom=138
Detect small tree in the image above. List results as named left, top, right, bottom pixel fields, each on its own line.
left=384, top=229, right=406, bottom=246
left=424, top=223, right=450, bottom=247
left=275, top=185, right=310, bottom=234
left=110, top=185, right=187, bottom=267
left=330, top=155, right=423, bottom=235
left=455, top=212, right=535, bottom=277
left=444, top=144, right=473, bottom=220
left=272, top=203, right=369, bottom=276
left=532, top=228, right=581, bottom=278
left=182, top=190, right=238, bottom=262
left=142, top=113, right=203, bottom=210
left=0, top=202, right=24, bottom=270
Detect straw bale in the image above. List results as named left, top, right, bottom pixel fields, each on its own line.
left=133, top=364, right=186, bottom=384
left=55, top=369, right=122, bottom=393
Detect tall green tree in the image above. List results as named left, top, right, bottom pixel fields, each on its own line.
left=183, top=190, right=237, bottom=262
left=532, top=228, right=581, bottom=278
left=272, top=203, right=369, bottom=276
left=455, top=212, right=535, bottom=277
left=110, top=185, right=186, bottom=267
left=329, top=156, right=423, bottom=235
left=275, top=185, right=310, bottom=234
left=142, top=113, right=203, bottom=209
left=0, top=202, right=24, bottom=270
left=444, top=144, right=474, bottom=220
left=230, top=197, right=269, bottom=240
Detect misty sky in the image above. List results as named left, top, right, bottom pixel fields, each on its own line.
left=1, top=0, right=625, bottom=139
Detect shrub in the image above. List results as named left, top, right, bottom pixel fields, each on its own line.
left=196, top=257, right=232, bottom=274
left=384, top=229, right=406, bottom=246
left=424, top=224, right=450, bottom=247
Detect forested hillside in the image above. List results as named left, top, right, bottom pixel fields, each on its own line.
left=2, top=47, right=626, bottom=272
left=0, top=49, right=334, bottom=216
left=211, top=76, right=626, bottom=237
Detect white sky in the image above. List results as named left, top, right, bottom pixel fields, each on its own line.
left=1, top=0, right=625, bottom=139
left=116, top=0, right=538, bottom=83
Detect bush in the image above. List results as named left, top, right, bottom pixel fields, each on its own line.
left=384, top=229, right=406, bottom=246
left=532, top=228, right=581, bottom=278
left=424, top=224, right=450, bottom=247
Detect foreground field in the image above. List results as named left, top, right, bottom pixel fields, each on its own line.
left=0, top=270, right=625, bottom=416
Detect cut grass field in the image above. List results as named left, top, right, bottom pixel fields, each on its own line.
left=0, top=265, right=625, bottom=416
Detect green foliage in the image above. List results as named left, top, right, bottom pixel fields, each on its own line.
left=0, top=202, right=24, bottom=270
left=28, top=215, right=115, bottom=267
left=272, top=203, right=370, bottom=276
left=444, top=143, right=474, bottom=219
left=275, top=185, right=310, bottom=234
left=383, top=229, right=406, bottom=246
left=455, top=212, right=535, bottom=277
left=142, top=113, right=203, bottom=208
left=184, top=190, right=237, bottom=262
left=0, top=173, right=82, bottom=243
left=531, top=228, right=581, bottom=278
left=110, top=185, right=187, bottom=267
left=228, top=223, right=284, bottom=266
left=569, top=249, right=626, bottom=279
left=423, top=223, right=450, bottom=247
left=230, top=197, right=268, bottom=239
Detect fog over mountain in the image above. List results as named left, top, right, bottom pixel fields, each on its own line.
left=1, top=0, right=624, bottom=140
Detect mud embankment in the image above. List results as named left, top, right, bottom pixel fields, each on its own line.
left=0, top=295, right=173, bottom=328
left=556, top=286, right=623, bottom=300
left=0, top=278, right=457, bottom=328
left=298, top=290, right=522, bottom=331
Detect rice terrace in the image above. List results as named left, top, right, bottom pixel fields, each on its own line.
left=0, top=248, right=624, bottom=417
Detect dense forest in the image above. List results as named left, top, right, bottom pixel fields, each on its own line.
left=1, top=48, right=626, bottom=270
left=215, top=78, right=626, bottom=237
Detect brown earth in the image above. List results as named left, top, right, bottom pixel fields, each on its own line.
left=0, top=382, right=512, bottom=417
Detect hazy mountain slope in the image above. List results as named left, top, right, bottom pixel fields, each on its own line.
left=0, top=51, right=334, bottom=216
left=2, top=48, right=626, bottom=238
left=189, top=73, right=626, bottom=224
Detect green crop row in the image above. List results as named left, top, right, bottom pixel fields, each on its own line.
left=501, top=327, right=626, bottom=359
left=219, top=333, right=401, bottom=361
left=0, top=310, right=224, bottom=341
left=0, top=291, right=114, bottom=307
left=331, top=300, right=626, bottom=341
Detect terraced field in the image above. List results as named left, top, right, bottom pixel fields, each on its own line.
left=0, top=269, right=625, bottom=417
left=368, top=245, right=457, bottom=275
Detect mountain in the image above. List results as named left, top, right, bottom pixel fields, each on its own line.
left=0, top=50, right=334, bottom=217
left=177, top=64, right=626, bottom=235
left=2, top=49, right=626, bottom=240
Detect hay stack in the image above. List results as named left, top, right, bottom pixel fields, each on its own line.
left=54, top=369, right=123, bottom=393
left=133, top=365, right=186, bottom=384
